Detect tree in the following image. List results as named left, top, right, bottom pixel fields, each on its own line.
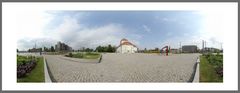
left=96, top=46, right=104, bottom=52
left=39, top=48, right=42, bottom=52
left=85, top=48, right=93, bottom=52
left=95, top=45, right=116, bottom=53
left=43, top=47, right=47, bottom=52
left=112, top=46, right=117, bottom=52
left=107, top=45, right=113, bottom=52
left=50, top=46, right=55, bottom=52
left=155, top=48, right=159, bottom=51
left=17, top=49, right=19, bottom=52
left=82, top=47, right=85, bottom=52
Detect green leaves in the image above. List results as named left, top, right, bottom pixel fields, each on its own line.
left=203, top=53, right=223, bottom=77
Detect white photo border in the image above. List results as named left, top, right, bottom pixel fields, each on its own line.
left=2, top=2, right=238, bottom=91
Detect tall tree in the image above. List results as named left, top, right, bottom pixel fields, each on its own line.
left=39, top=48, right=42, bottom=52
left=107, top=45, right=113, bottom=52
left=50, top=46, right=55, bottom=52
left=44, top=47, right=47, bottom=52
left=85, top=48, right=92, bottom=52
left=96, top=46, right=103, bottom=52
left=155, top=48, right=159, bottom=51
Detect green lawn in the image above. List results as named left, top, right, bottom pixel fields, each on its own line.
left=17, top=57, right=45, bottom=82
left=83, top=52, right=100, bottom=59
left=200, top=56, right=223, bottom=82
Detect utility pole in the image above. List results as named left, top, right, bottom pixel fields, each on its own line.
left=221, top=43, right=223, bottom=51
left=202, top=40, right=204, bottom=50
left=179, top=42, right=182, bottom=53
left=205, top=41, right=207, bottom=53
left=202, top=40, right=204, bottom=53
left=34, top=43, right=36, bottom=49
left=204, top=41, right=206, bottom=48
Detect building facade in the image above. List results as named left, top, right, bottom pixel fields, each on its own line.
left=182, top=45, right=198, bottom=53
left=203, top=47, right=221, bottom=53
left=116, top=38, right=138, bottom=53
left=170, top=49, right=180, bottom=54
left=55, top=41, right=72, bottom=52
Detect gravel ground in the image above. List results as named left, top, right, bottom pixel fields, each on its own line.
left=44, top=53, right=200, bottom=82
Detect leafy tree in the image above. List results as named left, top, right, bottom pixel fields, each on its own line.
left=95, top=46, right=104, bottom=52
left=39, top=48, right=42, bottom=52
left=85, top=48, right=93, bottom=52
left=95, top=45, right=116, bottom=52
left=155, top=48, right=159, bottom=51
left=50, top=46, right=55, bottom=52
left=43, top=47, right=48, bottom=52
left=112, top=46, right=117, bottom=52
left=107, top=45, right=113, bottom=52
left=82, top=47, right=85, bottom=52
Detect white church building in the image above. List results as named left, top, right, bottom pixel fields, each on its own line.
left=116, top=38, right=138, bottom=53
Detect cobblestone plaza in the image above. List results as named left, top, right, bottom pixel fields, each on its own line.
left=45, top=53, right=200, bottom=82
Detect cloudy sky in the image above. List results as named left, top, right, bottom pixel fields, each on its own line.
left=16, top=11, right=223, bottom=51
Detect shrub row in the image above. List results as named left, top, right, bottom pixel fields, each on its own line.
left=65, top=52, right=100, bottom=58
left=203, top=53, right=223, bottom=77
left=17, top=59, right=37, bottom=78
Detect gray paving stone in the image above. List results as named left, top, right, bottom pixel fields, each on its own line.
left=44, top=53, right=200, bottom=82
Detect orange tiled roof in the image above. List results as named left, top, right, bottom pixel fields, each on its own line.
left=121, top=38, right=128, bottom=41
left=118, top=41, right=137, bottom=48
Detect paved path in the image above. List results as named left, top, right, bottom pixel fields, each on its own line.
left=44, top=53, right=200, bottom=82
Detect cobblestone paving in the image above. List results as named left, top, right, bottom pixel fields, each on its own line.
left=44, top=53, right=200, bottom=82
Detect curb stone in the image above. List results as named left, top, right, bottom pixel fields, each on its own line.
left=193, top=57, right=200, bottom=82
left=44, top=57, right=52, bottom=83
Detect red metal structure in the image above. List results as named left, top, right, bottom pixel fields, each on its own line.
left=161, top=46, right=170, bottom=56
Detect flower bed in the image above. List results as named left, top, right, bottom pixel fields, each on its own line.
left=17, top=56, right=37, bottom=78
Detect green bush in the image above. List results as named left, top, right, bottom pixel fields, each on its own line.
left=65, top=53, right=73, bottom=57
left=65, top=52, right=100, bottom=59
left=17, top=55, right=33, bottom=66
left=73, top=53, right=84, bottom=58
left=203, top=53, right=223, bottom=77
left=69, top=53, right=73, bottom=57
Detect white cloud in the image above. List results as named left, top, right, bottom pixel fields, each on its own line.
left=142, top=25, right=151, bottom=32
left=198, top=11, right=224, bottom=37
left=155, top=34, right=222, bottom=50
left=16, top=10, right=53, bottom=40
left=166, top=32, right=173, bottom=36
left=17, top=38, right=57, bottom=50
left=160, top=17, right=177, bottom=22
left=17, top=12, right=130, bottom=50
left=193, top=10, right=225, bottom=49
left=162, top=18, right=169, bottom=21
left=153, top=10, right=226, bottom=50
left=16, top=10, right=226, bottom=51
left=67, top=23, right=126, bottom=49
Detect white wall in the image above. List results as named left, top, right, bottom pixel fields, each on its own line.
left=117, top=45, right=137, bottom=53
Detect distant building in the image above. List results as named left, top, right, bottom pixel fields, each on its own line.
left=55, top=41, right=72, bottom=52
left=28, top=43, right=42, bottom=52
left=28, top=48, right=42, bottom=52
left=116, top=38, right=138, bottom=53
left=170, top=48, right=180, bottom=54
left=182, top=45, right=198, bottom=53
left=203, top=47, right=220, bottom=53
